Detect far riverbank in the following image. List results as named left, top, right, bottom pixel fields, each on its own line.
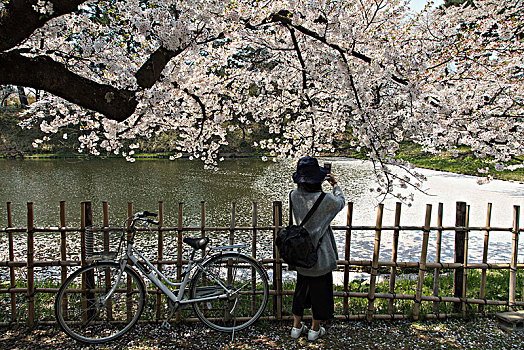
left=3, top=144, right=523, bottom=183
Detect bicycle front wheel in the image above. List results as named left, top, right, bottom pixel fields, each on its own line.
left=55, top=262, right=146, bottom=344
left=190, top=253, right=269, bottom=332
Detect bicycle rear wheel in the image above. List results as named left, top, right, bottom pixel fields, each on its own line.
left=190, top=253, right=269, bottom=332
left=55, top=262, right=146, bottom=344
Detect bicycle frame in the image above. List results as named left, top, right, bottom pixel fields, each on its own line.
left=105, top=217, right=250, bottom=309
left=55, top=211, right=269, bottom=344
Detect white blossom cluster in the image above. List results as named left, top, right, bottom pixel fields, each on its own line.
left=408, top=1, right=524, bottom=181
left=32, top=0, right=53, bottom=15
left=15, top=0, right=524, bottom=200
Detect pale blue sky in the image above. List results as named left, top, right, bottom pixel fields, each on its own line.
left=409, top=0, right=445, bottom=12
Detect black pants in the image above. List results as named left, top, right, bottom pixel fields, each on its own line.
left=292, top=272, right=334, bottom=321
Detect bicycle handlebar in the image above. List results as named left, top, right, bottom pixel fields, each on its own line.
left=131, top=211, right=159, bottom=225
left=143, top=218, right=160, bottom=225
left=135, top=211, right=158, bottom=218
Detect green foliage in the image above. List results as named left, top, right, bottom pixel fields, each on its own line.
left=0, top=107, right=272, bottom=158
left=394, top=142, right=524, bottom=182
left=0, top=108, right=39, bottom=156
left=0, top=268, right=522, bottom=324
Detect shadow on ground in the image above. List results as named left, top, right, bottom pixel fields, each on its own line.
left=1, top=317, right=524, bottom=349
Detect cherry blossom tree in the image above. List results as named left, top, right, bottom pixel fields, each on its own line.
left=410, top=0, right=523, bottom=182
left=0, top=0, right=522, bottom=200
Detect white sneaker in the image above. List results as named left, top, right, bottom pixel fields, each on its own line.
left=290, top=322, right=308, bottom=339
left=307, top=326, right=326, bottom=341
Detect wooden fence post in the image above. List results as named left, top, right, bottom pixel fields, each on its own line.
left=252, top=202, right=258, bottom=259
left=80, top=202, right=86, bottom=266
left=60, top=201, right=67, bottom=284
left=101, top=200, right=112, bottom=320
left=201, top=201, right=206, bottom=257
left=343, top=202, right=353, bottom=316
left=176, top=202, right=184, bottom=323
left=81, top=201, right=95, bottom=322
left=273, top=201, right=283, bottom=319
left=252, top=202, right=258, bottom=314
left=156, top=201, right=164, bottom=320
left=509, top=205, right=520, bottom=310
left=388, top=202, right=402, bottom=315
left=229, top=202, right=236, bottom=246
left=413, top=204, right=432, bottom=320
left=83, top=201, right=93, bottom=259
left=102, top=201, right=109, bottom=255
left=479, top=203, right=492, bottom=314
left=126, top=202, right=133, bottom=234
left=126, top=202, right=133, bottom=267
left=127, top=202, right=133, bottom=322
left=366, top=203, right=384, bottom=323
left=433, top=203, right=443, bottom=314
left=80, top=202, right=86, bottom=323
left=26, top=202, right=35, bottom=328
left=7, top=202, right=17, bottom=323
left=59, top=201, right=68, bottom=319
left=224, top=202, right=236, bottom=323
left=177, top=202, right=183, bottom=281
left=454, top=201, right=467, bottom=313
left=461, top=205, right=471, bottom=317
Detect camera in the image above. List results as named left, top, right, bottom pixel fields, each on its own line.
left=323, top=161, right=332, bottom=174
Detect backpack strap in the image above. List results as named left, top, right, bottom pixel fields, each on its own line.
left=288, top=190, right=294, bottom=226
left=289, top=191, right=326, bottom=227
left=300, top=192, right=326, bottom=226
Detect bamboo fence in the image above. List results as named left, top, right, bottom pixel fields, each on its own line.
left=0, top=200, right=523, bottom=327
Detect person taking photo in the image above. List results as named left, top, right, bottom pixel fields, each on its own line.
left=287, top=156, right=345, bottom=341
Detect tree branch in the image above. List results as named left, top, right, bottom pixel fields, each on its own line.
left=182, top=87, right=208, bottom=138
left=0, top=1, right=200, bottom=121
left=0, top=0, right=88, bottom=52
left=0, top=51, right=137, bottom=121
left=287, top=26, right=308, bottom=93
left=135, top=46, right=185, bottom=89
left=268, top=13, right=409, bottom=86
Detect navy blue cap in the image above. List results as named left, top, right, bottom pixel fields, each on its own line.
left=292, top=156, right=328, bottom=184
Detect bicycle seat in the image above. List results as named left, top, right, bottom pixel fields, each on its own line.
left=183, top=237, right=210, bottom=250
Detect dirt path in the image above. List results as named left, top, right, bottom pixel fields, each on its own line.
left=1, top=317, right=523, bottom=350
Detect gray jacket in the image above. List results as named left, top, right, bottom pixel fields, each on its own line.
left=290, top=185, right=345, bottom=277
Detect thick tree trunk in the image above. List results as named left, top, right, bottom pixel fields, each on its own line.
left=17, top=86, right=28, bottom=108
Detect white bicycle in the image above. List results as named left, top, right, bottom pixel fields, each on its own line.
left=54, top=211, right=269, bottom=344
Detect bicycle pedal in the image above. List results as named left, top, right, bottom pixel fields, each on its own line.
left=161, top=321, right=172, bottom=330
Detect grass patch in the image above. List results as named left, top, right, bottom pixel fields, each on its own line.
left=395, top=143, right=524, bottom=182
left=1, top=268, right=521, bottom=325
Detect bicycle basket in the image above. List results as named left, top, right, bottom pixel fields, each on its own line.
left=85, top=225, right=121, bottom=263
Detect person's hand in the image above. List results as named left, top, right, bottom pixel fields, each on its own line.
left=325, top=174, right=337, bottom=187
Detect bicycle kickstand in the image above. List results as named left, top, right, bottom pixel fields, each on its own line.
left=161, top=305, right=178, bottom=330
left=231, top=308, right=238, bottom=342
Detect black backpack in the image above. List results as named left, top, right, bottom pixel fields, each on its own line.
left=276, top=192, right=326, bottom=268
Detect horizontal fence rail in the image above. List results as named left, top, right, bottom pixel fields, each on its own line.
left=0, top=200, right=523, bottom=327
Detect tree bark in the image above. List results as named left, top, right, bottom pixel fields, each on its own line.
left=0, top=0, right=88, bottom=52
left=0, top=0, right=188, bottom=122
left=17, top=86, right=28, bottom=107
left=135, top=47, right=185, bottom=89
left=0, top=51, right=137, bottom=121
